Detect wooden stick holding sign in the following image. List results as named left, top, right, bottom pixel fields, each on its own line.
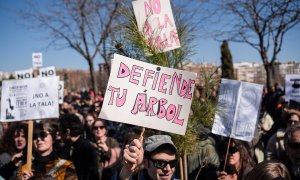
left=26, top=120, right=33, bottom=171
left=222, top=138, right=232, bottom=172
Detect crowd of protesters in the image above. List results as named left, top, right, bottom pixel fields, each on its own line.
left=0, top=83, right=300, bottom=180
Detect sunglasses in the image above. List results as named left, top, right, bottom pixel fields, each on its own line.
left=150, top=159, right=177, bottom=169
left=229, top=146, right=239, bottom=154
left=288, top=142, right=300, bottom=149
left=33, top=131, right=50, bottom=140
left=93, top=126, right=105, bottom=130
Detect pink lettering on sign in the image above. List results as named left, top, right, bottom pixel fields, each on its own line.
left=158, top=73, right=171, bottom=94
left=130, top=65, right=144, bottom=85
left=131, top=93, right=147, bottom=114
left=107, top=86, right=127, bottom=107
left=130, top=93, right=185, bottom=125
left=144, top=0, right=161, bottom=16
left=116, top=62, right=195, bottom=99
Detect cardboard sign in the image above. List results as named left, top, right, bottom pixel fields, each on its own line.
left=39, top=66, right=56, bottom=77
left=212, top=79, right=263, bottom=142
left=132, top=0, right=181, bottom=52
left=286, top=74, right=300, bottom=103
left=32, top=52, right=43, bottom=69
left=0, top=77, right=59, bottom=122
left=99, top=54, right=196, bottom=135
left=15, top=68, right=33, bottom=79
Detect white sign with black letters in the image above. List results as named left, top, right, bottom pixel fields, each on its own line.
left=285, top=74, right=300, bottom=103
left=15, top=68, right=33, bottom=79
left=32, top=52, right=43, bottom=69
left=39, top=66, right=56, bottom=77
left=0, top=77, right=59, bottom=122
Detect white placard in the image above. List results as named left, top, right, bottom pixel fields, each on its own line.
left=1, top=77, right=59, bottom=122
left=99, top=54, right=196, bottom=135
left=15, top=68, right=33, bottom=79
left=212, top=79, right=263, bottom=142
left=32, top=52, right=43, bottom=69
left=285, top=74, right=300, bottom=103
left=58, top=81, right=64, bottom=104
left=39, top=66, right=56, bottom=77
left=132, top=0, right=181, bottom=52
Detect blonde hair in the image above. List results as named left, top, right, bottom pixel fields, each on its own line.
left=245, top=160, right=291, bottom=180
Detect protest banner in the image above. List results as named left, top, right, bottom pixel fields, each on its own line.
left=212, top=79, right=263, bottom=142
left=285, top=74, right=300, bottom=103
left=99, top=54, right=196, bottom=135
left=39, top=66, right=56, bottom=77
left=0, top=76, right=59, bottom=122
left=32, top=52, right=43, bottom=69
left=132, top=0, right=181, bottom=52
left=15, top=68, right=33, bottom=79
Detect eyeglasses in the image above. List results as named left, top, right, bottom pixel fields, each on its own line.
left=33, top=131, right=50, bottom=140
left=229, top=146, right=239, bottom=154
left=150, top=159, right=177, bottom=169
left=93, top=126, right=105, bottom=130
left=288, top=142, right=300, bottom=149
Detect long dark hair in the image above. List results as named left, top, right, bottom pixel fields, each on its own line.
left=218, top=138, right=255, bottom=178
left=0, top=123, right=28, bottom=155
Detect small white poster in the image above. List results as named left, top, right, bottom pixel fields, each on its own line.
left=39, top=66, right=56, bottom=77
left=1, top=76, right=59, bottom=122
left=15, top=68, right=33, bottom=79
left=132, top=0, right=181, bottom=52
left=99, top=54, right=196, bottom=135
left=212, top=79, right=263, bottom=142
left=285, top=74, right=300, bottom=103
left=32, top=52, right=43, bottom=69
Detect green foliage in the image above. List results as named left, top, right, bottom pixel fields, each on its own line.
left=116, top=2, right=218, bottom=156
left=220, top=40, right=234, bottom=79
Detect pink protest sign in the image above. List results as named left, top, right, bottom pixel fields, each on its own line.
left=132, top=0, right=181, bottom=53
left=99, top=54, right=196, bottom=135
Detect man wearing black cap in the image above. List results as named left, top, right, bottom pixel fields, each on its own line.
left=116, top=134, right=179, bottom=180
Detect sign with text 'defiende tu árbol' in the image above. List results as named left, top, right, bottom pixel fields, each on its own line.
left=0, top=76, right=59, bottom=122
left=99, top=54, right=196, bottom=135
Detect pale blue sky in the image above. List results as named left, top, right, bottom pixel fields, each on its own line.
left=1, top=1, right=299, bottom=73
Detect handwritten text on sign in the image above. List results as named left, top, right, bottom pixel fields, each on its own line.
left=0, top=77, right=59, bottom=122
left=132, top=0, right=180, bottom=52
left=99, top=54, right=196, bottom=135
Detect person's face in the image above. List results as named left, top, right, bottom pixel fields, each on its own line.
left=14, top=129, right=26, bottom=151
left=146, top=149, right=177, bottom=180
left=287, top=114, right=300, bottom=127
left=93, top=121, right=106, bottom=138
left=1, top=122, right=9, bottom=130
left=86, top=115, right=95, bottom=128
left=33, top=130, right=53, bottom=156
left=227, top=145, right=240, bottom=167
left=286, top=129, right=300, bottom=166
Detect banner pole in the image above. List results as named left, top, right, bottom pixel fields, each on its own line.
left=222, top=137, right=231, bottom=172
left=26, top=120, right=33, bottom=172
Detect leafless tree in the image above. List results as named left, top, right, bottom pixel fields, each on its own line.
left=20, top=0, right=121, bottom=92
left=213, top=0, right=300, bottom=91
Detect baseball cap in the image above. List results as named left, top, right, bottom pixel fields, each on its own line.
left=144, top=135, right=177, bottom=154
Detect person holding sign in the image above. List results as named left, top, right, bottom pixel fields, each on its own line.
left=0, top=123, right=27, bottom=180
left=114, top=134, right=179, bottom=180
left=209, top=138, right=255, bottom=180
left=16, top=123, right=77, bottom=180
